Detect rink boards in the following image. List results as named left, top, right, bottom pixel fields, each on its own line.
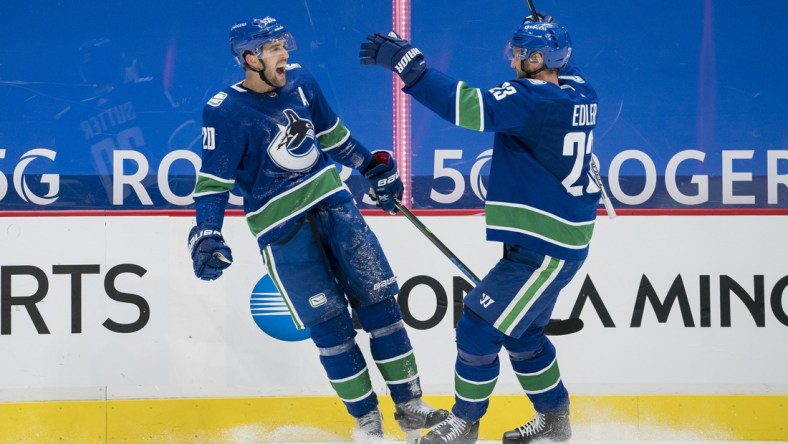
left=0, top=214, right=786, bottom=441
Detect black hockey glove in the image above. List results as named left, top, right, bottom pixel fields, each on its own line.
left=360, top=32, right=427, bottom=87
left=188, top=225, right=233, bottom=281
left=362, top=151, right=403, bottom=215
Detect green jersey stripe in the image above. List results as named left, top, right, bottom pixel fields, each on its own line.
left=454, top=372, right=498, bottom=402
left=246, top=165, right=344, bottom=239
left=316, top=118, right=350, bottom=151
left=455, top=81, right=484, bottom=131
left=515, top=358, right=562, bottom=394
left=494, top=256, right=562, bottom=335
left=485, top=201, right=594, bottom=249
left=194, top=173, right=235, bottom=196
left=329, top=368, right=374, bottom=402
left=374, top=351, right=418, bottom=384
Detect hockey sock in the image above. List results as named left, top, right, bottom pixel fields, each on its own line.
left=369, top=320, right=421, bottom=403
left=452, top=309, right=504, bottom=421
left=506, top=337, right=569, bottom=412
left=357, top=298, right=422, bottom=404
left=311, top=313, right=378, bottom=417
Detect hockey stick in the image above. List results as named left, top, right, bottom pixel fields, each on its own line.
left=394, top=201, right=584, bottom=336
left=525, top=0, right=616, bottom=219
left=526, top=0, right=540, bottom=21
left=590, top=155, right=617, bottom=218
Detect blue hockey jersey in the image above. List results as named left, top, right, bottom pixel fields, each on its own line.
left=405, top=62, right=601, bottom=260
left=194, top=65, right=373, bottom=247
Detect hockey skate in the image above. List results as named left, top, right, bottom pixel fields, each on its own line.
left=417, top=412, right=479, bottom=444
left=353, top=407, right=384, bottom=443
left=394, top=397, right=450, bottom=443
left=502, top=410, right=571, bottom=443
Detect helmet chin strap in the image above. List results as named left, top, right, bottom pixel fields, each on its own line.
left=521, top=60, right=547, bottom=79
left=247, top=58, right=278, bottom=89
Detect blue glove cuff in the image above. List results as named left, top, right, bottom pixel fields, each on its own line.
left=394, top=47, right=427, bottom=87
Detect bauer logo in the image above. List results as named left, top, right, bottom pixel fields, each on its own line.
left=373, top=276, right=397, bottom=291
left=249, top=274, right=310, bottom=342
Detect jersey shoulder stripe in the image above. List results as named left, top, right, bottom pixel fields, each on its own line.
left=455, top=81, right=484, bottom=131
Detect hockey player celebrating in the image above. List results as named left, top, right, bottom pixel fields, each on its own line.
left=360, top=14, right=600, bottom=444
left=188, top=17, right=447, bottom=442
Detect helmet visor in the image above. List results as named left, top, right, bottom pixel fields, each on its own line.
left=504, top=41, right=529, bottom=61
left=256, top=32, right=297, bottom=57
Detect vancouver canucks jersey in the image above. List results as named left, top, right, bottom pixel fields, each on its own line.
left=194, top=65, right=373, bottom=247
left=405, top=61, right=600, bottom=260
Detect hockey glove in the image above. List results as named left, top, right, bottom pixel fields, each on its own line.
left=188, top=225, right=233, bottom=281
left=362, top=151, right=403, bottom=215
left=360, top=32, right=427, bottom=87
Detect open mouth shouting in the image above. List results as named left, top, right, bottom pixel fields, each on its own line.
left=273, top=64, right=287, bottom=84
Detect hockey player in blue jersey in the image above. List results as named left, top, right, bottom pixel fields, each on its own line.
left=188, top=17, right=447, bottom=442
left=361, top=14, right=600, bottom=444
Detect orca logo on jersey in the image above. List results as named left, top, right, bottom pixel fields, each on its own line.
left=267, top=109, right=319, bottom=172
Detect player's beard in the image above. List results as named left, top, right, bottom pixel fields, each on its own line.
left=253, top=59, right=287, bottom=89
left=519, top=60, right=544, bottom=79
left=267, top=63, right=287, bottom=87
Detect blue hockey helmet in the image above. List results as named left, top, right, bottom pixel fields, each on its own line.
left=505, top=21, right=572, bottom=69
left=229, top=17, right=297, bottom=66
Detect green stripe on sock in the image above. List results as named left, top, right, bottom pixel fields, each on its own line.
left=330, top=368, right=373, bottom=402
left=375, top=351, right=418, bottom=384
left=455, top=373, right=497, bottom=401
left=516, top=359, right=561, bottom=393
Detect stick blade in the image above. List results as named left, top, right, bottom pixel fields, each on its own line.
left=544, top=317, right=584, bottom=336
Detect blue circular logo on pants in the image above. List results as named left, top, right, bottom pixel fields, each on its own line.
left=250, top=274, right=311, bottom=342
